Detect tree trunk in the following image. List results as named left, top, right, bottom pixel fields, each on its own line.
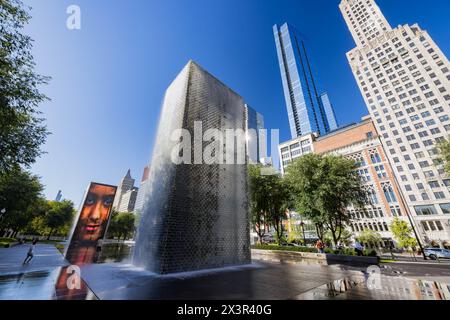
left=47, top=229, right=54, bottom=241
left=315, top=224, right=324, bottom=242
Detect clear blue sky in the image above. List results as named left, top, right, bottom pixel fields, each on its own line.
left=25, top=0, right=450, bottom=205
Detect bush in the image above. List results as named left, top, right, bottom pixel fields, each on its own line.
left=363, top=249, right=378, bottom=257
left=252, top=244, right=317, bottom=253
left=343, top=248, right=356, bottom=256
left=0, top=238, right=17, bottom=248
left=252, top=244, right=378, bottom=257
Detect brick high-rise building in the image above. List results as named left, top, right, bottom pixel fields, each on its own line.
left=314, top=116, right=409, bottom=247
left=279, top=116, right=411, bottom=247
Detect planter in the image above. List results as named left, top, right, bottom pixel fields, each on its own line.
left=252, top=249, right=379, bottom=266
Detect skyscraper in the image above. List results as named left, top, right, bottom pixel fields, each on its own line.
left=245, top=104, right=266, bottom=164
left=55, top=190, right=63, bottom=202
left=134, top=165, right=151, bottom=215
left=320, top=92, right=339, bottom=132
left=118, top=187, right=139, bottom=213
left=112, top=169, right=136, bottom=211
left=273, top=23, right=338, bottom=138
left=340, top=0, right=450, bottom=245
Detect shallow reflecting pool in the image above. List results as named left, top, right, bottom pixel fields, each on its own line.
left=97, top=243, right=134, bottom=264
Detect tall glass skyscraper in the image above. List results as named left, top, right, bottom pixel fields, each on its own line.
left=274, top=23, right=338, bottom=138
left=320, top=92, right=339, bottom=132
left=245, top=104, right=266, bottom=164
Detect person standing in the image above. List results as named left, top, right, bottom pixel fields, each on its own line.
left=22, top=239, right=38, bottom=265
left=315, top=240, right=325, bottom=254
left=354, top=240, right=364, bottom=256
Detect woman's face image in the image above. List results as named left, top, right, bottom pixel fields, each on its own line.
left=75, top=184, right=116, bottom=242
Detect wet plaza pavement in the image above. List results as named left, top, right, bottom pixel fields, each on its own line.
left=0, top=244, right=96, bottom=300
left=0, top=244, right=449, bottom=300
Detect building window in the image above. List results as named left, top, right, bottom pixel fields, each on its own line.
left=369, top=150, right=382, bottom=163
left=428, top=221, right=437, bottom=231
left=440, top=204, right=450, bottom=214
left=414, top=205, right=438, bottom=216
left=382, top=183, right=397, bottom=203
left=434, top=192, right=446, bottom=200
left=421, top=193, right=430, bottom=201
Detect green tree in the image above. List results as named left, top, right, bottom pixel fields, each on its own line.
left=43, top=200, right=76, bottom=239
left=285, top=154, right=367, bottom=247
left=287, top=224, right=304, bottom=244
left=21, top=197, right=51, bottom=235
left=106, top=211, right=135, bottom=241
left=248, top=165, right=268, bottom=244
left=0, top=0, right=50, bottom=174
left=248, top=165, right=291, bottom=245
left=437, top=137, right=450, bottom=175
left=0, top=166, right=44, bottom=236
left=390, top=218, right=418, bottom=250
left=324, top=227, right=354, bottom=247
left=357, top=229, right=382, bottom=248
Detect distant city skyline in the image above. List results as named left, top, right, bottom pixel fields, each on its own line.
left=25, top=0, right=450, bottom=204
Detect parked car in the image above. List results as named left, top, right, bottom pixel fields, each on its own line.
left=424, top=248, right=450, bottom=260
left=281, top=243, right=297, bottom=247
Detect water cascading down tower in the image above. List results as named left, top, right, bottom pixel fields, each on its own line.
left=133, top=61, right=251, bottom=274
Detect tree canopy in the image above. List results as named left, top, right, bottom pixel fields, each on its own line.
left=285, top=153, right=367, bottom=247
left=106, top=211, right=136, bottom=240
left=357, top=229, right=382, bottom=247
left=390, top=218, right=418, bottom=250
left=0, top=0, right=50, bottom=173
left=0, top=166, right=43, bottom=234
left=248, top=165, right=291, bottom=244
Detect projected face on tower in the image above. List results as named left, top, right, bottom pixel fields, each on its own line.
left=75, top=184, right=116, bottom=242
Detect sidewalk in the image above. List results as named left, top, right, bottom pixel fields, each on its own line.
left=0, top=244, right=68, bottom=276
left=0, top=244, right=68, bottom=300
left=380, top=253, right=450, bottom=265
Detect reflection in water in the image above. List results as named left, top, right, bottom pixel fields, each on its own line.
left=298, top=276, right=450, bottom=300
left=54, top=267, right=98, bottom=300
left=0, top=268, right=97, bottom=300
left=97, top=243, right=133, bottom=264
left=54, top=243, right=132, bottom=300
left=296, top=278, right=362, bottom=300
left=0, top=270, right=58, bottom=300
left=374, top=277, right=450, bottom=300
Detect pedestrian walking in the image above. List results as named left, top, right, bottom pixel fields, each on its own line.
left=354, top=240, right=364, bottom=256
left=315, top=240, right=325, bottom=254
left=22, top=239, right=38, bottom=265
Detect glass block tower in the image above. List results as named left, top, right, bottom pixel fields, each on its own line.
left=340, top=0, right=450, bottom=245
left=133, top=61, right=251, bottom=274
left=273, top=23, right=338, bottom=138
